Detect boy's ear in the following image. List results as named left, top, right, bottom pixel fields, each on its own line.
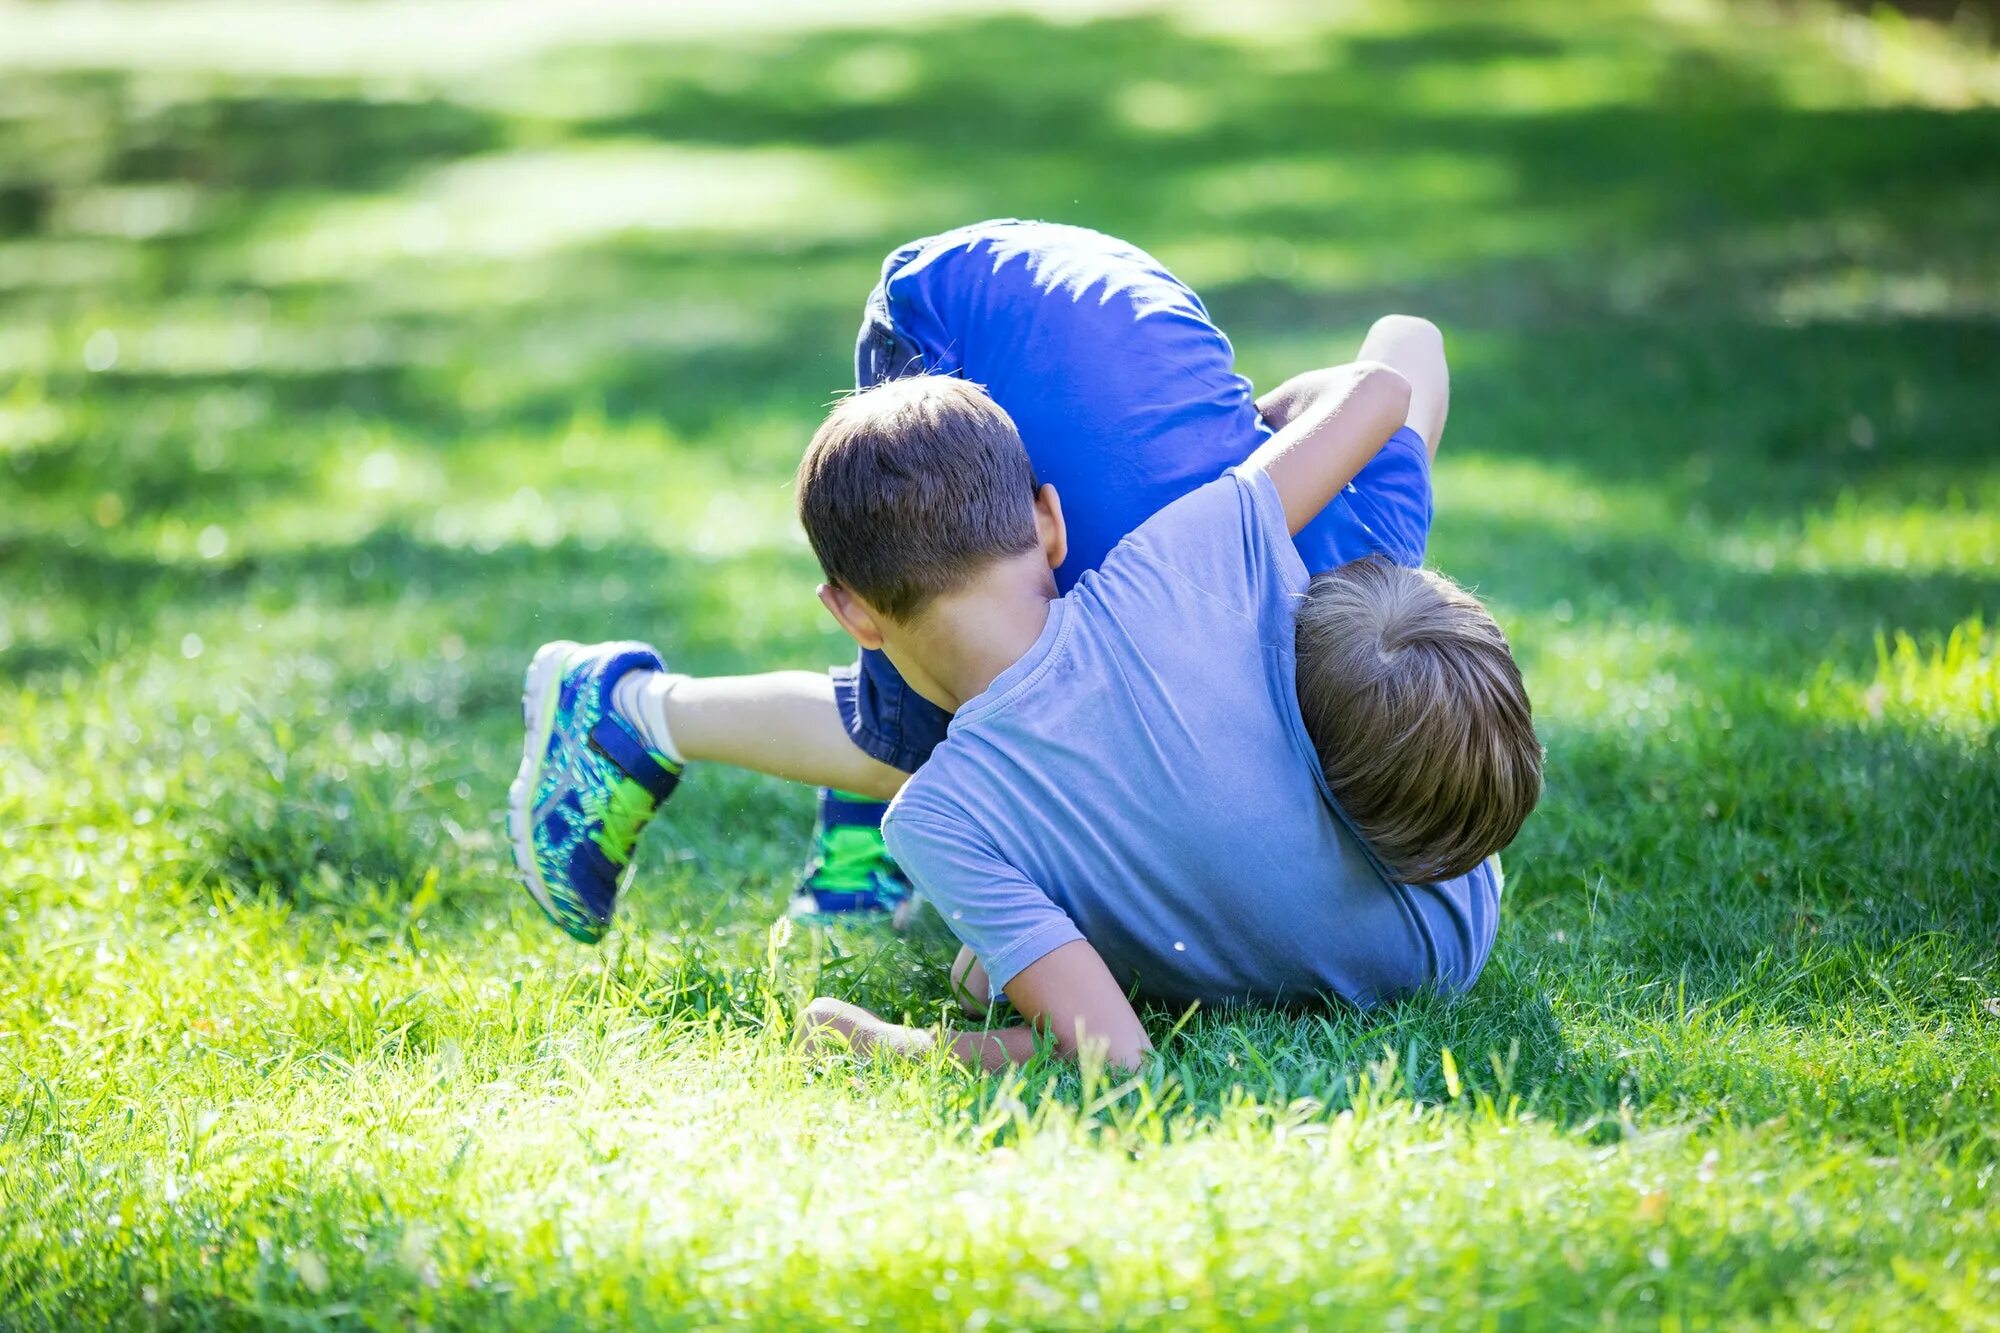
left=817, top=582, right=886, bottom=650
left=1033, top=483, right=1068, bottom=572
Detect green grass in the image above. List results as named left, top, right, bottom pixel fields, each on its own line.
left=2, top=0, right=1998, bottom=1326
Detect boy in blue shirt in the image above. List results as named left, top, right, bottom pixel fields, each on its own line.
left=507, top=222, right=1540, bottom=1068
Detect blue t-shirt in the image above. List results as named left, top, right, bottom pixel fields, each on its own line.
left=878, top=220, right=1434, bottom=587
left=882, top=467, right=1499, bottom=1008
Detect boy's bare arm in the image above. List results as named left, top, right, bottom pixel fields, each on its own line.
left=801, top=940, right=1151, bottom=1073
left=1245, top=359, right=1412, bottom=536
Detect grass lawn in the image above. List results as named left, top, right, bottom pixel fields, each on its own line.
left=2, top=0, right=1998, bottom=1326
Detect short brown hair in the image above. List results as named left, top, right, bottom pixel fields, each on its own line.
left=796, top=376, right=1039, bottom=619
left=1296, top=557, right=1542, bottom=883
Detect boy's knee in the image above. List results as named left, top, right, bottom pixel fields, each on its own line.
left=1359, top=315, right=1448, bottom=453
left=1371, top=313, right=1443, bottom=347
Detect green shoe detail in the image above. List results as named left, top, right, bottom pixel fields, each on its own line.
left=791, top=788, right=914, bottom=920
left=590, top=777, right=660, bottom=868
left=806, top=822, right=895, bottom=893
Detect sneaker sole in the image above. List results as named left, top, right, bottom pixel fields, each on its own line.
left=506, top=639, right=579, bottom=932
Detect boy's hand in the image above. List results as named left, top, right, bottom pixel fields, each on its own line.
left=1257, top=314, right=1447, bottom=451
left=797, top=998, right=938, bottom=1060
left=1245, top=359, right=1412, bottom=536
left=797, top=996, right=1040, bottom=1069
left=798, top=941, right=1151, bottom=1074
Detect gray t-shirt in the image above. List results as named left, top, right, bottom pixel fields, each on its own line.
left=882, top=468, right=1500, bottom=1008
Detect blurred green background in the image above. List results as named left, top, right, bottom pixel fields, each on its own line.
left=1, top=0, right=1997, bottom=1327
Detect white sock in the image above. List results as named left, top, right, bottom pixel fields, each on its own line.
left=610, top=669, right=689, bottom=765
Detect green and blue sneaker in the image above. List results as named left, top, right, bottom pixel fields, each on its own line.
left=507, top=639, right=683, bottom=943
left=788, top=788, right=916, bottom=925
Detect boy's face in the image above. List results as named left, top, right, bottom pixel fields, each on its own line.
left=815, top=483, right=1069, bottom=710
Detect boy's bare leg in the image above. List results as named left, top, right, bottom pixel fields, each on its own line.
left=653, top=671, right=907, bottom=801
left=1355, top=314, right=1448, bottom=455
left=1257, top=314, right=1449, bottom=459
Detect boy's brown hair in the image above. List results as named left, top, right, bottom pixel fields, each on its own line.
left=796, top=376, right=1039, bottom=619
left=1296, top=557, right=1542, bottom=883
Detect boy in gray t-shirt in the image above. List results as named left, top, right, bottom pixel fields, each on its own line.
left=880, top=462, right=1500, bottom=1016
left=787, top=363, right=1529, bottom=1070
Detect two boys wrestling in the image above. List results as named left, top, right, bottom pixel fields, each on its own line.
left=507, top=220, right=1540, bottom=1071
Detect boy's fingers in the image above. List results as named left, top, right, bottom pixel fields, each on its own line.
left=796, top=997, right=859, bottom=1052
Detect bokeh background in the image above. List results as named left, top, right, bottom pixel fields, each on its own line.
left=2, top=0, right=1997, bottom=1326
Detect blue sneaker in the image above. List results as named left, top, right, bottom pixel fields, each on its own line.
left=507, top=640, right=683, bottom=943
left=788, top=788, right=918, bottom=926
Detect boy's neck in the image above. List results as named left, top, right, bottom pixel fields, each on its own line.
left=902, top=557, right=1059, bottom=713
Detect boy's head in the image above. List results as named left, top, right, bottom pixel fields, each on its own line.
left=1296, top=557, right=1541, bottom=883
left=797, top=376, right=1065, bottom=665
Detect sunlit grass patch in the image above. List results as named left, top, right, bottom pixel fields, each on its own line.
left=1718, top=487, right=2000, bottom=576
left=1187, top=152, right=1517, bottom=221
left=1838, top=615, right=1999, bottom=733
left=1435, top=453, right=1684, bottom=546
left=242, top=142, right=950, bottom=282
left=1, top=973, right=1992, bottom=1328
left=1771, top=260, right=2000, bottom=321
left=344, top=416, right=809, bottom=562
left=1516, top=614, right=1702, bottom=731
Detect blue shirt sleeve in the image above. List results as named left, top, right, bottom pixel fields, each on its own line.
left=882, top=802, right=1086, bottom=991
left=1099, top=466, right=1309, bottom=643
